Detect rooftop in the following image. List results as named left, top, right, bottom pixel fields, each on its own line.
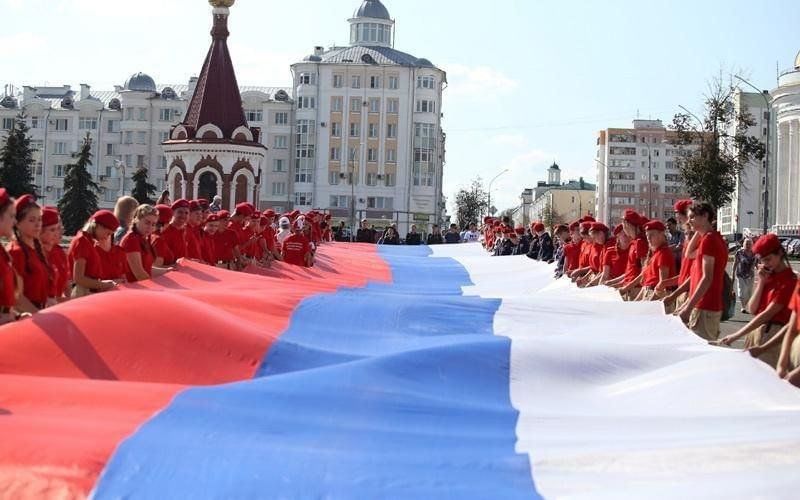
left=353, top=0, right=391, bottom=20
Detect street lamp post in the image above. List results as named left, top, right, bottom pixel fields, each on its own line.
left=487, top=169, right=509, bottom=218
left=348, top=148, right=357, bottom=243
left=734, top=75, right=771, bottom=234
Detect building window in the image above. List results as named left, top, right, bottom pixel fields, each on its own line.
left=107, top=120, right=119, bottom=133
left=351, top=75, right=361, bottom=89
left=330, top=195, right=351, bottom=207
left=273, top=159, right=286, bottom=172
left=138, top=108, right=147, bottom=121
left=330, top=147, right=341, bottom=161
left=331, top=97, right=343, bottom=112
left=1, top=118, right=13, bottom=130
left=369, top=98, right=381, bottom=113
left=54, top=119, right=69, bottom=131
left=54, top=187, right=64, bottom=200
left=384, top=173, right=396, bottom=186
left=415, top=100, right=436, bottom=113
left=387, top=98, right=399, bottom=114
left=136, top=131, right=146, bottom=144
left=297, top=97, right=316, bottom=109
left=159, top=108, right=177, bottom=122
left=386, top=148, right=396, bottom=162
left=159, top=131, right=169, bottom=143
left=53, top=164, right=66, bottom=177
left=79, top=117, right=98, bottom=130
left=106, top=143, right=116, bottom=156
left=274, top=135, right=288, bottom=149
left=412, top=150, right=434, bottom=187
left=274, top=112, right=288, bottom=125
left=124, top=131, right=133, bottom=144
left=350, top=123, right=361, bottom=137
left=296, top=120, right=316, bottom=145
left=245, top=109, right=263, bottom=122
left=350, top=97, right=362, bottom=112
left=333, top=74, right=344, bottom=88
left=53, top=142, right=68, bottom=155
left=368, top=123, right=378, bottom=138
left=294, top=192, right=313, bottom=206
left=366, top=173, right=378, bottom=186
left=160, top=155, right=168, bottom=169
left=294, top=158, right=314, bottom=183
left=417, top=76, right=435, bottom=89
left=29, top=116, right=40, bottom=129
left=388, top=76, right=399, bottom=90
left=386, top=124, right=397, bottom=139
left=414, top=123, right=436, bottom=149
left=299, top=73, right=315, bottom=85
left=664, top=174, right=681, bottom=182
left=367, top=196, right=393, bottom=210
left=369, top=76, right=381, bottom=89
left=272, top=182, right=287, bottom=196
left=328, top=173, right=341, bottom=186
left=367, top=148, right=377, bottom=162
left=137, top=155, right=145, bottom=167
left=331, top=122, right=341, bottom=137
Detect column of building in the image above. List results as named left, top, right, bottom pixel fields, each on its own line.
left=791, top=121, right=799, bottom=226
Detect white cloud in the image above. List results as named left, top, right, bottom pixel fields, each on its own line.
left=445, top=63, right=519, bottom=97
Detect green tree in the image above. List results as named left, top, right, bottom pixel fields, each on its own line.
left=671, top=73, right=765, bottom=211
left=0, top=111, right=38, bottom=197
left=541, top=201, right=559, bottom=230
left=59, top=133, right=99, bottom=235
left=454, top=177, right=488, bottom=228
left=131, top=165, right=157, bottom=205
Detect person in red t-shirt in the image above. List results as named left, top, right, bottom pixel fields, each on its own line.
left=662, top=200, right=698, bottom=312
left=160, top=199, right=191, bottom=264
left=674, top=202, right=729, bottom=341
left=282, top=221, right=312, bottom=267
left=121, top=204, right=172, bottom=282
left=96, top=229, right=127, bottom=282
left=0, top=189, right=24, bottom=324
left=716, top=234, right=797, bottom=368
left=777, top=282, right=800, bottom=386
left=39, top=206, right=69, bottom=304
left=577, top=223, right=609, bottom=287
left=261, top=210, right=281, bottom=260
left=561, top=222, right=582, bottom=275
left=8, top=195, right=52, bottom=313
left=635, top=220, right=676, bottom=301
left=68, top=210, right=120, bottom=297
left=184, top=200, right=204, bottom=261
left=214, top=211, right=244, bottom=269
left=151, top=204, right=175, bottom=267
left=614, top=210, right=648, bottom=300
left=588, top=224, right=629, bottom=287
left=200, top=214, right=220, bottom=265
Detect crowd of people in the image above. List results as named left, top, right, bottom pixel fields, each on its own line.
left=0, top=188, right=331, bottom=324
left=350, top=220, right=482, bottom=245
left=480, top=200, right=800, bottom=388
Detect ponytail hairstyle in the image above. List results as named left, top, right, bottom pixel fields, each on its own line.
left=14, top=199, right=53, bottom=283
left=0, top=190, right=14, bottom=263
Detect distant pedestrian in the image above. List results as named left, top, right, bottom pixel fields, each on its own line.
left=427, top=225, right=444, bottom=245
left=209, top=195, right=223, bottom=213
left=156, top=190, right=171, bottom=206
left=444, top=224, right=461, bottom=244
left=405, top=225, right=422, bottom=246
left=734, top=238, right=757, bottom=313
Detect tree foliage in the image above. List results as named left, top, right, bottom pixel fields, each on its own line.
left=0, top=111, right=38, bottom=197
left=131, top=165, right=157, bottom=205
left=59, top=134, right=99, bottom=235
left=670, top=72, right=765, bottom=211
left=541, top=202, right=558, bottom=229
left=454, top=177, right=488, bottom=229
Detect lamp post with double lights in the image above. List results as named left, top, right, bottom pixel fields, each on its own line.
left=487, top=169, right=509, bottom=218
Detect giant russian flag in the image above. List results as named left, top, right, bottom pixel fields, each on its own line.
left=1, top=243, right=799, bottom=499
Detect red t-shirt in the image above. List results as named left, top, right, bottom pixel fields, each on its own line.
left=151, top=233, right=176, bottom=266
left=689, top=231, right=728, bottom=312
left=185, top=224, right=203, bottom=261
left=757, top=267, right=797, bottom=325
left=120, top=230, right=155, bottom=282
left=589, top=243, right=605, bottom=273
left=228, top=220, right=251, bottom=246
left=214, top=228, right=239, bottom=262
left=282, top=233, right=310, bottom=267
left=564, top=242, right=580, bottom=272
left=623, top=236, right=648, bottom=285
left=790, top=282, right=800, bottom=330
left=68, top=232, right=103, bottom=280
left=0, top=248, right=16, bottom=307
left=49, top=245, right=69, bottom=298
left=8, top=240, right=50, bottom=306
left=604, top=245, right=629, bottom=280
left=96, top=244, right=127, bottom=280
left=160, top=224, right=187, bottom=262
left=578, top=240, right=592, bottom=268
left=201, top=235, right=217, bottom=265
left=262, top=226, right=277, bottom=252
left=642, top=244, right=676, bottom=288
left=678, top=241, right=694, bottom=284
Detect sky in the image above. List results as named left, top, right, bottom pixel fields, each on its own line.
left=2, top=0, right=799, bottom=213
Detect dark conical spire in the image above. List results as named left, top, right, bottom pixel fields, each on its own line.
left=182, top=2, right=248, bottom=140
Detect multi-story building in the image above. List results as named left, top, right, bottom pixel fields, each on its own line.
left=0, top=79, right=292, bottom=211
left=772, top=50, right=800, bottom=236
left=515, top=163, right=595, bottom=227
left=289, top=0, right=446, bottom=234
left=595, top=119, right=700, bottom=225
left=718, top=89, right=772, bottom=238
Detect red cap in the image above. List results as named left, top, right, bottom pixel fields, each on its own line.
left=325, top=214, right=332, bottom=220
left=171, top=199, right=190, bottom=211
left=263, top=209, right=276, bottom=217
left=155, top=204, right=173, bottom=225
left=235, top=203, right=253, bottom=217
left=555, top=224, right=569, bottom=233
left=590, top=222, right=609, bottom=233
left=217, top=210, right=230, bottom=219
left=644, top=220, right=666, bottom=232
left=582, top=215, right=596, bottom=223
left=197, top=198, right=210, bottom=210
left=514, top=226, right=525, bottom=235
left=91, top=210, right=120, bottom=231
left=674, top=199, right=693, bottom=215
left=623, top=209, right=643, bottom=226
left=189, top=200, right=201, bottom=212
left=483, top=216, right=492, bottom=223
left=14, top=194, right=37, bottom=214
left=579, top=222, right=592, bottom=233
left=533, top=223, right=545, bottom=232
left=0, top=188, right=9, bottom=207
left=613, top=224, right=624, bottom=236
left=492, top=220, right=501, bottom=227
left=205, top=213, right=220, bottom=223
left=569, top=221, right=580, bottom=231
left=260, top=216, right=270, bottom=226
left=41, top=206, right=60, bottom=227
left=753, top=234, right=782, bottom=257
